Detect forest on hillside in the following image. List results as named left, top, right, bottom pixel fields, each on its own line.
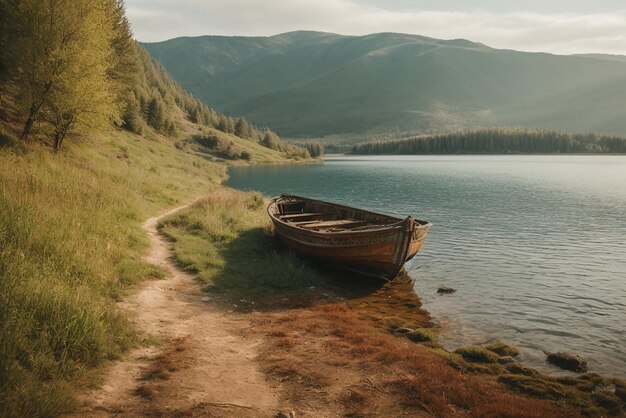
left=0, top=0, right=306, bottom=157
left=351, top=129, right=626, bottom=155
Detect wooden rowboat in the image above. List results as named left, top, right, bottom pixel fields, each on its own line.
left=267, top=194, right=432, bottom=279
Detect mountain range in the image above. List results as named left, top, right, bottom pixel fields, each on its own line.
left=143, top=31, right=626, bottom=139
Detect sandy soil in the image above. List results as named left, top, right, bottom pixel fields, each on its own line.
left=71, top=202, right=288, bottom=418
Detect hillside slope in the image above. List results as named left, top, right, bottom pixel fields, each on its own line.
left=144, top=31, right=626, bottom=138
left=0, top=57, right=304, bottom=418
left=0, top=6, right=310, bottom=415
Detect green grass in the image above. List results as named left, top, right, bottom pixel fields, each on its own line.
left=405, top=328, right=437, bottom=344
left=0, top=126, right=259, bottom=417
left=485, top=341, right=520, bottom=357
left=454, top=345, right=499, bottom=364
left=158, top=189, right=326, bottom=299
left=497, top=373, right=626, bottom=417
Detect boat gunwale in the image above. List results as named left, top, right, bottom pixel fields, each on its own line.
left=268, top=194, right=432, bottom=236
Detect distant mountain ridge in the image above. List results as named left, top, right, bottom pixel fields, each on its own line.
left=143, top=31, right=626, bottom=138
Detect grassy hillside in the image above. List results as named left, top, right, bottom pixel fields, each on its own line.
left=0, top=113, right=304, bottom=417
left=0, top=4, right=312, bottom=415
left=143, top=31, right=626, bottom=138
left=0, top=127, right=219, bottom=416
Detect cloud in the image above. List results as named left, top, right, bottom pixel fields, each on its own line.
left=125, top=0, right=626, bottom=55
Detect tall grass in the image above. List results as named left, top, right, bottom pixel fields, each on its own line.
left=158, top=189, right=326, bottom=297
left=0, top=129, right=225, bottom=417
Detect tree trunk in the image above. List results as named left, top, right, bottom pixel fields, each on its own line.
left=20, top=109, right=36, bottom=140
left=53, top=115, right=74, bottom=151
left=53, top=131, right=62, bottom=151
left=20, top=82, right=53, bottom=140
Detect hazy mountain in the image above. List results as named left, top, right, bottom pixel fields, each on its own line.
left=143, top=31, right=626, bottom=138
left=573, top=54, right=626, bottom=63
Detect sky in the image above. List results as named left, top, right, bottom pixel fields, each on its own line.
left=125, top=0, right=626, bottom=55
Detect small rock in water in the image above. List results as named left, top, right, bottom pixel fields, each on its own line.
left=437, top=285, right=457, bottom=294
left=546, top=352, right=588, bottom=372
left=200, top=296, right=210, bottom=302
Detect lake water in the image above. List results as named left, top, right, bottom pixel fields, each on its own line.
left=226, top=155, right=626, bottom=377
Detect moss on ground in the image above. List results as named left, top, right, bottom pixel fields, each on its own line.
left=405, top=328, right=437, bottom=344
left=485, top=341, right=520, bottom=357
left=497, top=370, right=626, bottom=416
left=454, top=345, right=499, bottom=364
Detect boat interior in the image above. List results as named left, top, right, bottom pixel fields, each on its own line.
left=273, top=196, right=400, bottom=232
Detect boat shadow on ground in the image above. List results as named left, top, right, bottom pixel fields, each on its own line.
left=206, top=227, right=432, bottom=330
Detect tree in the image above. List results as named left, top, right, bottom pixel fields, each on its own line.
left=146, top=97, right=164, bottom=131
left=224, top=117, right=235, bottom=134
left=43, top=0, right=121, bottom=150
left=261, top=130, right=281, bottom=150
left=304, top=142, right=324, bottom=157
left=0, top=0, right=16, bottom=108
left=7, top=0, right=121, bottom=146
left=122, top=95, right=143, bottom=134
left=0, top=0, right=14, bottom=83
left=234, top=117, right=251, bottom=139
left=108, top=0, right=138, bottom=116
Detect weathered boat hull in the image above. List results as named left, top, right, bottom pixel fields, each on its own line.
left=268, top=195, right=431, bottom=279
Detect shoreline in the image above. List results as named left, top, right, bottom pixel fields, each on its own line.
left=224, top=157, right=626, bottom=381
left=153, top=188, right=626, bottom=417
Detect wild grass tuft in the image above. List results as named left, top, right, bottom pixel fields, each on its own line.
left=454, top=345, right=499, bottom=363
left=405, top=328, right=437, bottom=344
left=485, top=340, right=520, bottom=357
left=116, top=259, right=168, bottom=285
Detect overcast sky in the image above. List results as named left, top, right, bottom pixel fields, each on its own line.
left=126, top=0, right=626, bottom=55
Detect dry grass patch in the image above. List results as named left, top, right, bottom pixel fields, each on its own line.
left=253, top=302, right=581, bottom=418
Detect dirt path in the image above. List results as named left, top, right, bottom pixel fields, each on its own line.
left=72, top=202, right=285, bottom=418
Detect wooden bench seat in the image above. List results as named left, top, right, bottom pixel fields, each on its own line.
left=300, top=219, right=368, bottom=229
left=280, top=212, right=326, bottom=220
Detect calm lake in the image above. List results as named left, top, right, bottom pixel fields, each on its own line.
left=226, top=155, right=626, bottom=377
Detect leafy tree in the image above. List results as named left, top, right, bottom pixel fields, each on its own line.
left=235, top=117, right=251, bottom=139
left=146, top=97, right=164, bottom=131
left=0, top=0, right=14, bottom=83
left=216, top=115, right=235, bottom=134
left=6, top=0, right=121, bottom=146
left=108, top=0, right=138, bottom=111
left=0, top=0, right=15, bottom=108
left=45, top=0, right=121, bottom=150
left=261, top=130, right=281, bottom=150
left=122, top=95, right=143, bottom=134
left=304, top=142, right=324, bottom=157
